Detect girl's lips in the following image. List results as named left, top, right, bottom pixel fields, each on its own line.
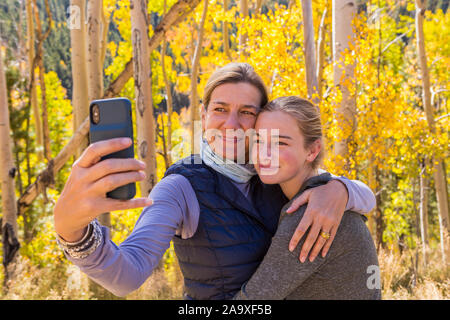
left=258, top=162, right=275, bottom=169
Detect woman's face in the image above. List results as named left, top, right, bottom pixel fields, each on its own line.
left=202, top=82, right=262, bottom=162
left=252, top=110, right=319, bottom=185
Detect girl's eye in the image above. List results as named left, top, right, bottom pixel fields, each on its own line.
left=242, top=110, right=256, bottom=116
left=276, top=141, right=288, bottom=146
left=254, top=139, right=268, bottom=145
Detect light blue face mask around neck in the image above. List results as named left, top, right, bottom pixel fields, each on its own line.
left=200, top=139, right=257, bottom=184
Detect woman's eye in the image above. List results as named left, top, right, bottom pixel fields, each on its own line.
left=214, top=107, right=226, bottom=113
left=242, top=111, right=256, bottom=116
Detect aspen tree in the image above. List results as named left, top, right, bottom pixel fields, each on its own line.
left=332, top=0, right=356, bottom=170
left=300, top=0, right=319, bottom=103
left=130, top=0, right=157, bottom=196
left=223, top=0, right=231, bottom=59
left=190, top=0, right=208, bottom=154
left=33, top=0, right=52, bottom=162
left=70, top=0, right=89, bottom=157
left=0, top=47, right=20, bottom=282
left=26, top=0, right=43, bottom=161
left=239, top=0, right=248, bottom=58
left=415, top=0, right=449, bottom=263
left=161, top=0, right=173, bottom=166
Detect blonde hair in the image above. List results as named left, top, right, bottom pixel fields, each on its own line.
left=203, top=63, right=268, bottom=109
left=262, top=96, right=324, bottom=169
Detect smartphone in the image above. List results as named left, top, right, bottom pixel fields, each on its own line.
left=89, top=97, right=136, bottom=200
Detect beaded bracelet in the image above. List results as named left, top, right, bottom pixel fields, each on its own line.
left=56, top=223, right=92, bottom=247
left=56, top=220, right=102, bottom=259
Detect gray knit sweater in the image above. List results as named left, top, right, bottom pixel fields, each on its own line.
left=234, top=173, right=382, bottom=300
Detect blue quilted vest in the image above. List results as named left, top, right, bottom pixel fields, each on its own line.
left=164, top=155, right=287, bottom=300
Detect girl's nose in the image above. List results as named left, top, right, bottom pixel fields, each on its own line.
left=258, top=143, right=272, bottom=164
left=259, top=155, right=271, bottom=166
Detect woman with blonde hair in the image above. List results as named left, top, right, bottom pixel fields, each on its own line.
left=234, top=96, right=381, bottom=300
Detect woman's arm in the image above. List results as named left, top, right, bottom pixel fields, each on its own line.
left=63, top=174, right=199, bottom=297
left=288, top=170, right=376, bottom=214
left=329, top=175, right=376, bottom=214
left=233, top=208, right=329, bottom=300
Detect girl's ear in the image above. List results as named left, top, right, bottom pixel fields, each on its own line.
left=306, top=139, right=321, bottom=163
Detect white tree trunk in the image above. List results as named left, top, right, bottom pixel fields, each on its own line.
left=0, top=48, right=20, bottom=278
left=223, top=0, right=231, bottom=59
left=161, top=0, right=173, bottom=166
left=415, top=0, right=449, bottom=263
left=190, top=0, right=209, bottom=154
left=26, top=0, right=43, bottom=162
left=70, top=0, right=89, bottom=158
left=33, top=0, right=52, bottom=162
left=332, top=0, right=356, bottom=168
left=301, top=0, right=319, bottom=103
left=87, top=0, right=103, bottom=100
left=130, top=0, right=157, bottom=196
left=316, top=7, right=328, bottom=100
left=419, top=159, right=429, bottom=266
left=239, top=0, right=248, bottom=58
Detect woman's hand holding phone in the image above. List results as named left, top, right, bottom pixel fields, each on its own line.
left=53, top=137, right=153, bottom=243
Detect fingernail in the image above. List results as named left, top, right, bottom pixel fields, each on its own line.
left=286, top=206, right=293, bottom=213
left=140, top=171, right=146, bottom=178
left=138, top=160, right=146, bottom=168
left=145, top=198, right=153, bottom=205
left=122, top=138, right=131, bottom=145
left=289, top=245, right=294, bottom=252
left=300, top=256, right=306, bottom=263
left=310, top=257, right=315, bottom=262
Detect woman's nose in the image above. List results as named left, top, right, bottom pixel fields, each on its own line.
left=222, top=112, right=241, bottom=130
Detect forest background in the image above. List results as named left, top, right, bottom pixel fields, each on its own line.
left=0, top=0, right=448, bottom=300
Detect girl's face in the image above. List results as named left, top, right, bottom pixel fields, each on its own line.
left=252, top=110, right=320, bottom=185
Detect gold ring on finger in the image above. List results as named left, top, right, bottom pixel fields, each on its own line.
left=320, top=231, right=331, bottom=240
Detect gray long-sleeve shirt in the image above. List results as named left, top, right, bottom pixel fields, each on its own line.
left=234, top=173, right=381, bottom=300
left=65, top=171, right=376, bottom=297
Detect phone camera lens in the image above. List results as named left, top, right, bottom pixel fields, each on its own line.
left=92, top=104, right=100, bottom=124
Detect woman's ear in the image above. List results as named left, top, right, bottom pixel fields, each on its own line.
left=306, top=139, right=321, bottom=163
left=201, top=104, right=206, bottom=134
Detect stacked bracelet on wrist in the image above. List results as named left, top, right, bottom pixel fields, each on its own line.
left=56, top=220, right=102, bottom=259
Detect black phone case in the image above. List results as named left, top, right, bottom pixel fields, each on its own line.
left=89, top=98, right=136, bottom=200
